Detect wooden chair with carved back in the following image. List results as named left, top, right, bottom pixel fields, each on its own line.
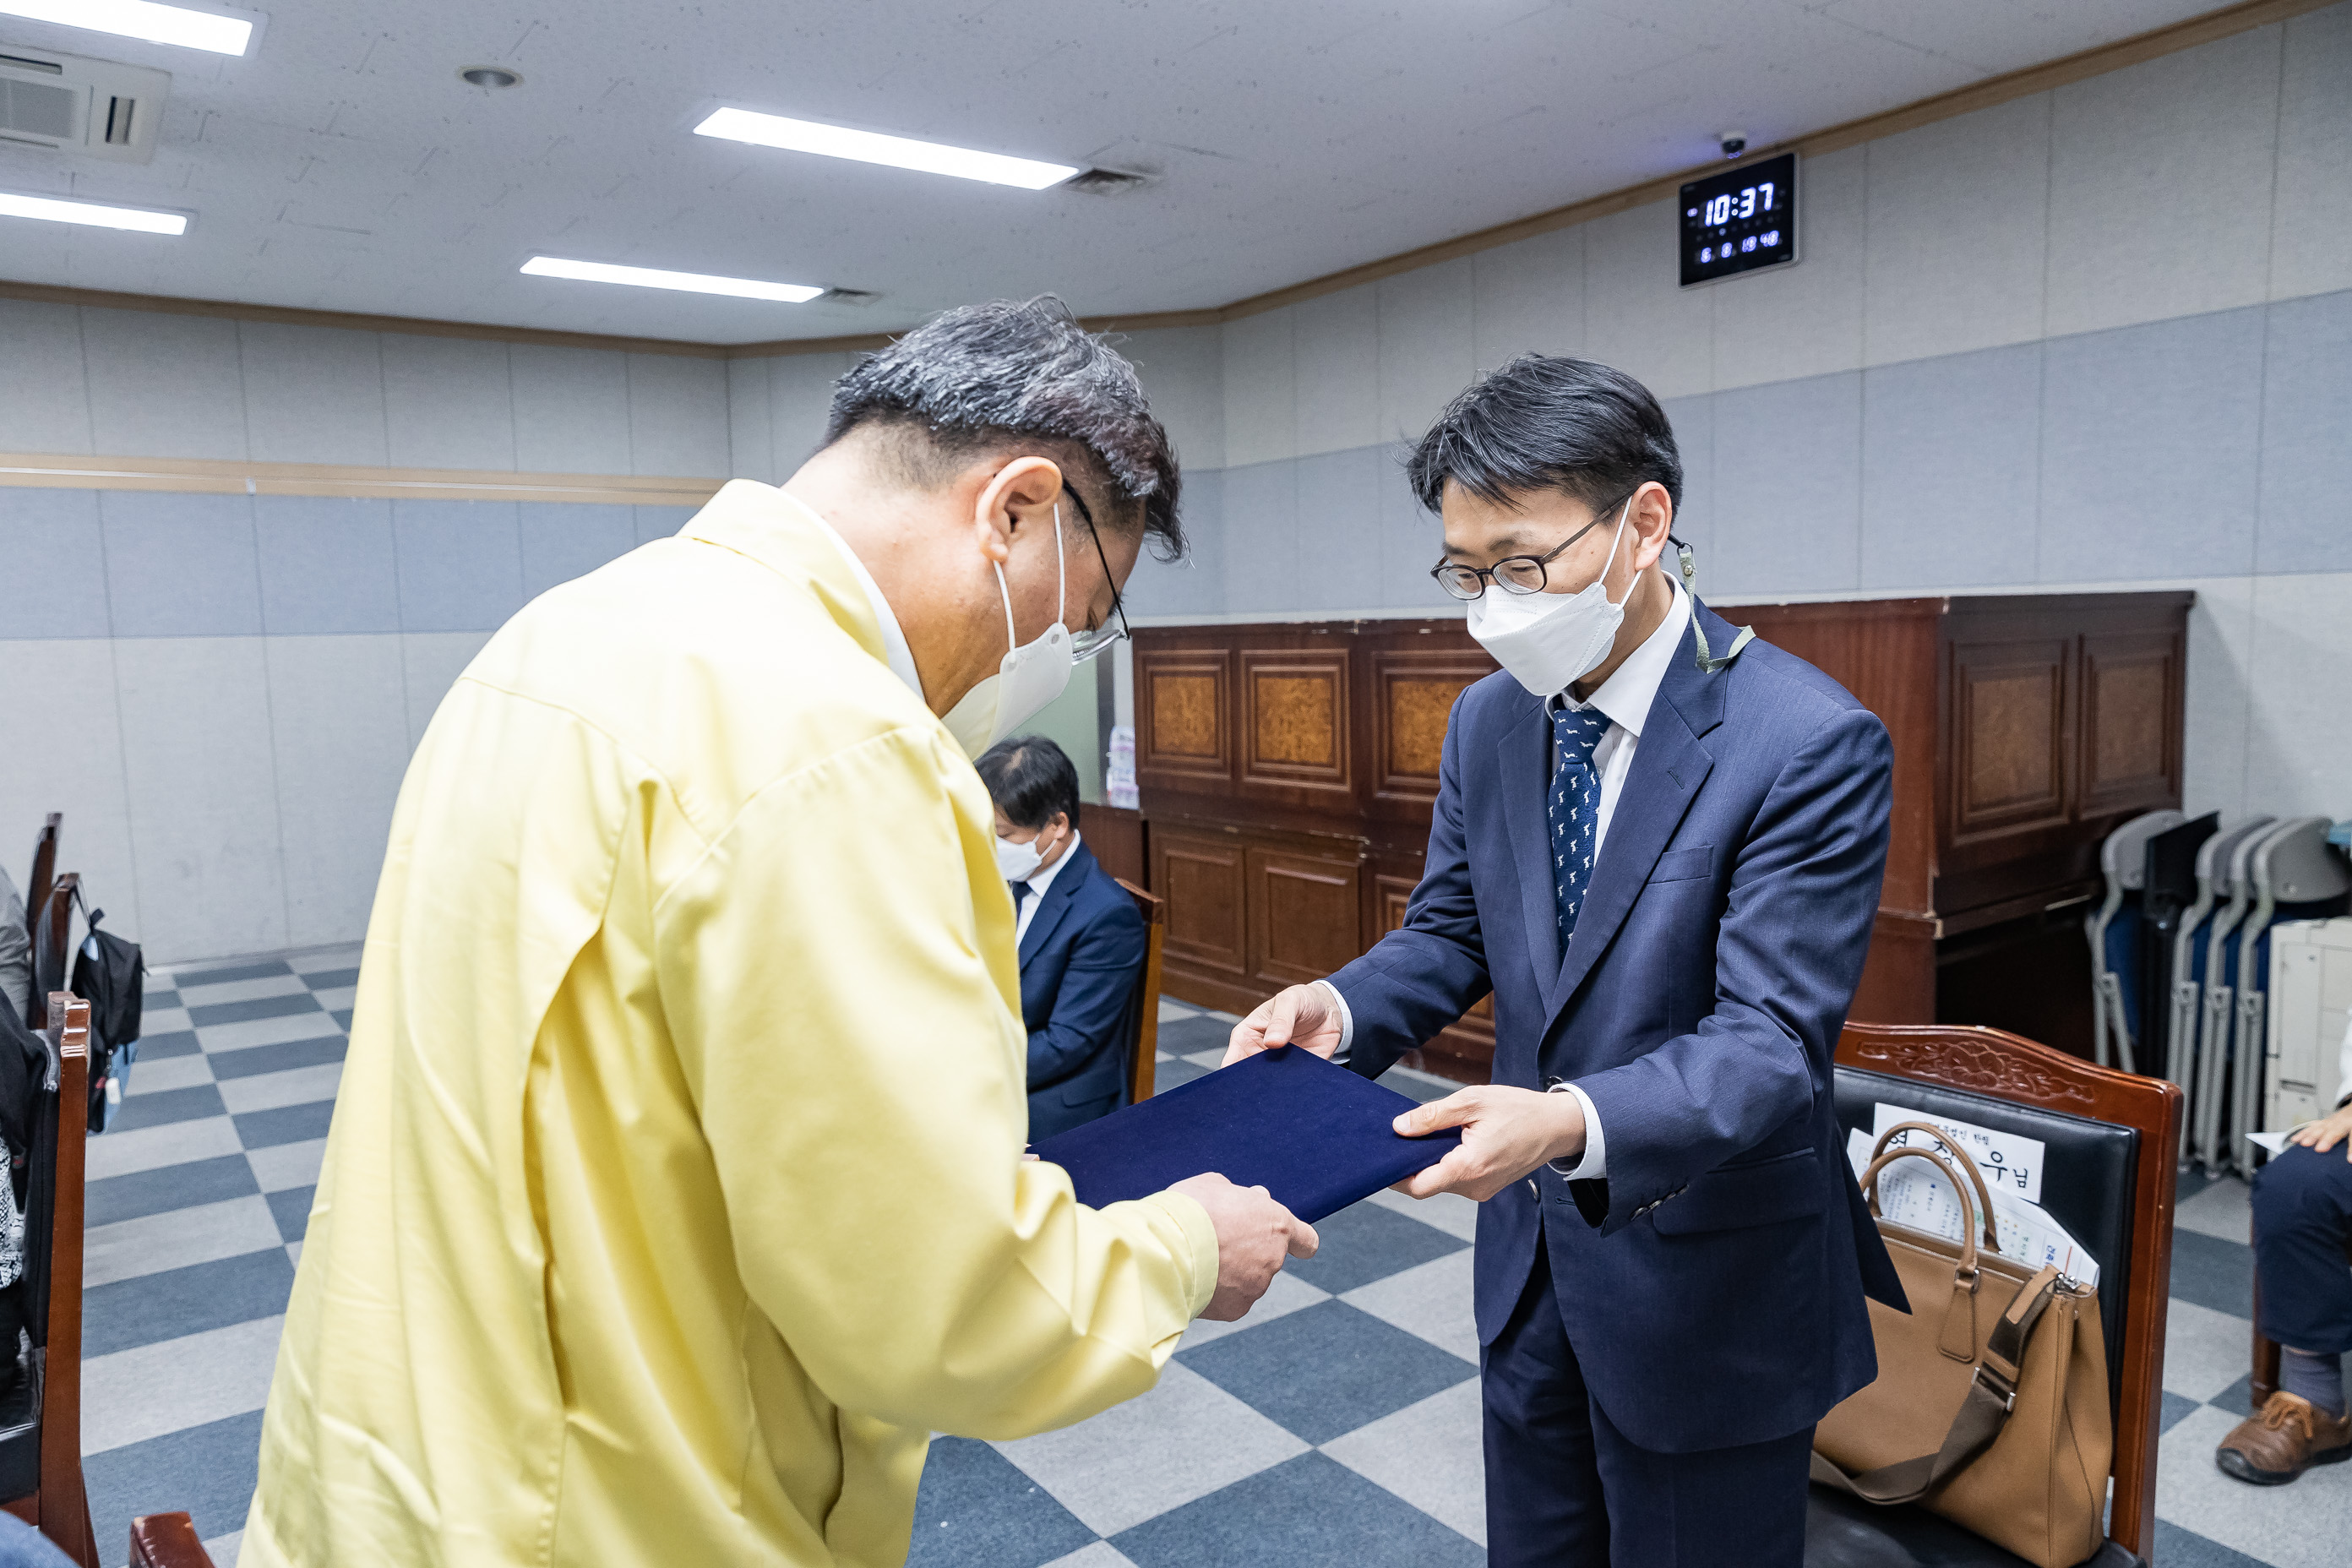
left=21, top=819, right=57, bottom=953
left=0, top=994, right=97, bottom=1566
left=1115, top=879, right=1166, bottom=1106
left=1805, top=1022, right=2180, bottom=1568
left=126, top=1511, right=217, bottom=1566
left=25, top=876, right=76, bottom=1035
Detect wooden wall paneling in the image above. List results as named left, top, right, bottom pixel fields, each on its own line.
left=2077, top=629, right=2183, bottom=820
left=1134, top=645, right=1234, bottom=794
left=1151, top=829, right=1247, bottom=980
left=1369, top=647, right=1494, bottom=813
left=1246, top=843, right=1364, bottom=988
left=1086, top=804, right=1146, bottom=890
left=1374, top=865, right=1496, bottom=1081
left=1946, top=631, right=2074, bottom=847
left=1239, top=647, right=1353, bottom=803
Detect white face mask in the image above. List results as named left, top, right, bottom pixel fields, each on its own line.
left=994, top=824, right=1062, bottom=883
left=943, top=505, right=1075, bottom=759
left=1464, top=494, right=1636, bottom=698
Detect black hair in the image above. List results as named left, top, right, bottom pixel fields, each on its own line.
left=823, top=297, right=1184, bottom=561
left=1405, top=354, right=1681, bottom=518
left=975, top=735, right=1081, bottom=830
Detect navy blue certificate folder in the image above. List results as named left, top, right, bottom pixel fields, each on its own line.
left=1029, top=1045, right=1462, bottom=1224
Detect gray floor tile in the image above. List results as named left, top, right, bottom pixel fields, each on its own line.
left=84, top=1409, right=263, bottom=1560
left=207, top=1034, right=346, bottom=1081
left=909, top=1436, right=1096, bottom=1568
left=188, top=993, right=324, bottom=1027
left=1179, top=1300, right=1476, bottom=1446
left=135, top=1029, right=202, bottom=1060
left=286, top=947, right=362, bottom=977
left=2160, top=1390, right=2203, bottom=1435
left=2209, top=1373, right=2258, bottom=1418
left=1340, top=1248, right=1478, bottom=1363
left=1039, top=1544, right=1138, bottom=1568
left=1365, top=1188, right=1480, bottom=1242
left=86, top=1195, right=285, bottom=1288
left=85, top=1116, right=243, bottom=1181
left=177, top=974, right=311, bottom=1010
left=266, top=1185, right=314, bottom=1244
left=1286, top=1198, right=1469, bottom=1298
left=108, top=1082, right=229, bottom=1133
left=142, top=989, right=181, bottom=1011
left=330, top=1009, right=353, bottom=1030
left=197, top=1014, right=346, bottom=1054
left=216, top=1061, right=341, bottom=1114
left=2154, top=1402, right=2352, bottom=1567
left=994, top=1362, right=1307, bottom=1538
left=1155, top=999, right=1198, bottom=1025
left=235, top=1100, right=337, bottom=1149
left=1155, top=1058, right=1212, bottom=1093
left=165, top=962, right=291, bottom=989
left=2171, top=1229, right=2257, bottom=1320
left=81, top=1315, right=285, bottom=1456
left=2165, top=1298, right=2260, bottom=1403
left=1176, top=1270, right=1330, bottom=1353
left=1374, top=1064, right=1456, bottom=1105
left=204, top=1529, right=242, bottom=1568
left=1155, top=1015, right=1236, bottom=1057
left=1112, top=1451, right=1482, bottom=1568
left=1320, top=1377, right=1486, bottom=1547
left=139, top=1004, right=193, bottom=1037
left=127, top=1053, right=216, bottom=1096
left=86, top=1154, right=259, bottom=1229
left=2176, top=1176, right=2255, bottom=1244
left=310, top=985, right=356, bottom=1014
left=297, top=966, right=360, bottom=989
left=2151, top=1520, right=2276, bottom=1568
left=83, top=1250, right=297, bottom=1358
left=245, top=1137, right=327, bottom=1195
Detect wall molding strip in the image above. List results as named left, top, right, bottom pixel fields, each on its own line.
left=0, top=0, right=2324, bottom=362
left=0, top=452, right=724, bottom=507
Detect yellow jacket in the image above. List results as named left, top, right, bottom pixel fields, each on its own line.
left=243, top=482, right=1217, bottom=1567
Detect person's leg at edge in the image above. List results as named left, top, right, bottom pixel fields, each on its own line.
left=1482, top=1233, right=1609, bottom=1567
left=2219, top=1144, right=2352, bottom=1484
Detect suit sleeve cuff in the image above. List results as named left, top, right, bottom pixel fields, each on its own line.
left=1314, top=979, right=1355, bottom=1064
left=1546, top=1082, right=1606, bottom=1179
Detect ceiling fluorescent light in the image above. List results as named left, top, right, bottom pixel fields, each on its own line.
left=0, top=1, right=253, bottom=57
left=0, top=189, right=185, bottom=232
left=520, top=256, right=824, bottom=303
left=694, top=107, right=1078, bottom=190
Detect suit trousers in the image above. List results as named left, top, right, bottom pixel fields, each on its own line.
left=2252, top=1142, right=2352, bottom=1355
left=1482, top=1228, right=1815, bottom=1567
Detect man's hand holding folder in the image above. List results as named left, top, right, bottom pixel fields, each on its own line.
left=1167, top=1173, right=1320, bottom=1320
left=1226, top=983, right=1590, bottom=1204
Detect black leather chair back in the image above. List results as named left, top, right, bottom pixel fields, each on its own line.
left=1833, top=1066, right=2139, bottom=1419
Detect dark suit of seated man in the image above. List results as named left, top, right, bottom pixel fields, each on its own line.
left=978, top=736, right=1146, bottom=1141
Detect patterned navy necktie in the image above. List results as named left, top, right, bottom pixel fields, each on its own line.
left=1547, top=703, right=1613, bottom=952
left=1010, top=880, right=1033, bottom=909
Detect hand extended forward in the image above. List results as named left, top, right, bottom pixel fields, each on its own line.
left=1222, top=983, right=1344, bottom=1065
left=1386, top=1086, right=1587, bottom=1202
left=1168, top=1173, right=1319, bottom=1320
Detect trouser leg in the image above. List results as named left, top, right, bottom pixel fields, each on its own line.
left=1481, top=1243, right=1609, bottom=1567
left=2252, top=1144, right=2352, bottom=1355
left=1586, top=1395, right=1815, bottom=1568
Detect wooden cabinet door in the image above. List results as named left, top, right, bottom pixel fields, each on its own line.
left=1247, top=844, right=1363, bottom=988
left=1152, top=828, right=1246, bottom=978
left=2077, top=628, right=2181, bottom=820
left=1135, top=645, right=1234, bottom=795
left=1945, top=633, right=2074, bottom=849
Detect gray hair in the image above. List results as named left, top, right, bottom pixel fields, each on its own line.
left=822, top=297, right=1184, bottom=560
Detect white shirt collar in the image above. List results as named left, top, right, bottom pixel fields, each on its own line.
left=1025, top=830, right=1082, bottom=897
left=806, top=513, right=923, bottom=700
left=1556, top=574, right=1690, bottom=737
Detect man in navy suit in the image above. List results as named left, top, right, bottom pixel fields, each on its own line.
left=978, top=736, right=1147, bottom=1141
left=1226, top=356, right=1903, bottom=1566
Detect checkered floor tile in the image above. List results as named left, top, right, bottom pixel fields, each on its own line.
left=75, top=977, right=2345, bottom=1568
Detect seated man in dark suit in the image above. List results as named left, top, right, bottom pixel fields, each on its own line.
left=977, top=736, right=1147, bottom=1141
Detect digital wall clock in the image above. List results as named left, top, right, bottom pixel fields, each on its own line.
left=1680, top=152, right=1797, bottom=286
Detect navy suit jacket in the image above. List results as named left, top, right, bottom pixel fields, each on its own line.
left=1329, top=598, right=1905, bottom=1454
left=1019, top=841, right=1147, bottom=1141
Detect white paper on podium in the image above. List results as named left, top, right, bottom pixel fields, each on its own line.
left=1848, top=1125, right=2101, bottom=1290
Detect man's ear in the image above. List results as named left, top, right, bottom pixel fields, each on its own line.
left=1627, top=480, right=1676, bottom=573
left=970, top=456, right=1070, bottom=566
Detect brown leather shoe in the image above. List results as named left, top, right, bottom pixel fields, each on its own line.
left=2216, top=1391, right=2352, bottom=1485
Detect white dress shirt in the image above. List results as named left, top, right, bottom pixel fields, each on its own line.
left=1012, top=830, right=1082, bottom=949
left=1320, top=576, right=1693, bottom=1182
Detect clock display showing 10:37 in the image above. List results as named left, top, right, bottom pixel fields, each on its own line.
left=1679, top=151, right=1798, bottom=287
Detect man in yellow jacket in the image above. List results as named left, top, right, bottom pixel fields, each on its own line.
left=243, top=298, right=1316, bottom=1567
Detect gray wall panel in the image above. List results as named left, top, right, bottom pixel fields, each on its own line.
left=253, top=497, right=400, bottom=636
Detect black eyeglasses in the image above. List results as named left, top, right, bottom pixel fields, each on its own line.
left=1060, top=484, right=1130, bottom=664
left=1428, top=491, right=1635, bottom=602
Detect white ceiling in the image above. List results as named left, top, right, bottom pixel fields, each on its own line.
left=0, top=0, right=2226, bottom=345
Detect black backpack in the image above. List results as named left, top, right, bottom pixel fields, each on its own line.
left=68, top=904, right=143, bottom=1134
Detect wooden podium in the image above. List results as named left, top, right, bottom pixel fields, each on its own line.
left=1130, top=590, right=2190, bottom=1080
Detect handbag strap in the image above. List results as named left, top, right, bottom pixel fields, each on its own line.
left=1810, top=1265, right=2065, bottom=1505
left=1870, top=1120, right=1999, bottom=1250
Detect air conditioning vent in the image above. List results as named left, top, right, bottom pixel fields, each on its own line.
left=0, top=46, right=168, bottom=164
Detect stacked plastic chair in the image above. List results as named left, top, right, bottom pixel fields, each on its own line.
left=2085, top=810, right=2183, bottom=1073
left=2191, top=823, right=2276, bottom=1172
left=2224, top=819, right=2351, bottom=1172
left=2166, top=816, right=2272, bottom=1165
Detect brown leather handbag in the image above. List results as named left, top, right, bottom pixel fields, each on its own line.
left=1812, top=1123, right=2112, bottom=1568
